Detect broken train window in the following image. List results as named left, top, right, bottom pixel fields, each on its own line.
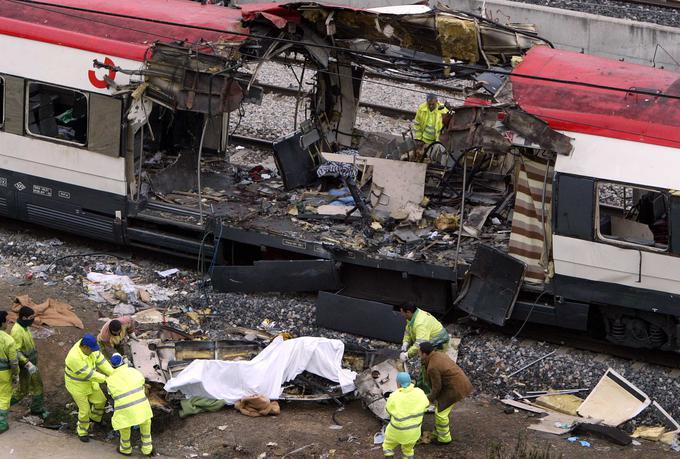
left=597, top=181, right=668, bottom=250
left=26, top=82, right=87, bottom=145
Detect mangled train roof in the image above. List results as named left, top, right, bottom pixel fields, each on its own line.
left=512, top=46, right=680, bottom=148
left=0, top=0, right=248, bottom=60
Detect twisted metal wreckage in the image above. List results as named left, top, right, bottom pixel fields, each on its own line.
left=4, top=1, right=680, bottom=408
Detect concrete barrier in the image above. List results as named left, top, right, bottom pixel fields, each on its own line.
left=236, top=0, right=680, bottom=71
left=448, top=0, right=680, bottom=71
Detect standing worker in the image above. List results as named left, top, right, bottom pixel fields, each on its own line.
left=399, top=304, right=449, bottom=361
left=0, top=311, right=19, bottom=433
left=419, top=342, right=473, bottom=445
left=413, top=94, right=448, bottom=146
left=10, top=306, right=47, bottom=417
left=382, top=372, right=429, bottom=459
left=64, top=333, right=113, bottom=442
left=97, top=316, right=136, bottom=356
left=106, top=353, right=154, bottom=456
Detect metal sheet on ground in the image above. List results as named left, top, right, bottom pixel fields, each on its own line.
left=315, top=292, right=406, bottom=343
left=211, top=259, right=341, bottom=293
left=457, top=244, right=526, bottom=325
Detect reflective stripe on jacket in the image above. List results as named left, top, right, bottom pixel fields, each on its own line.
left=413, top=102, right=447, bottom=144
left=64, top=340, right=112, bottom=389
left=0, top=331, right=18, bottom=373
left=11, top=323, right=37, bottom=366
left=385, top=384, right=430, bottom=444
left=403, top=308, right=449, bottom=358
left=107, top=365, right=153, bottom=431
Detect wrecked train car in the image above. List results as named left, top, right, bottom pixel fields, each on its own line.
left=1, top=1, right=679, bottom=351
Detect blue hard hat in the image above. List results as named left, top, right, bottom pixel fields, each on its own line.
left=81, top=333, right=100, bottom=351
left=396, top=372, right=411, bottom=388
left=110, top=353, right=124, bottom=368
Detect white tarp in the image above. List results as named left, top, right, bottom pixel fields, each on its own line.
left=164, top=336, right=357, bottom=404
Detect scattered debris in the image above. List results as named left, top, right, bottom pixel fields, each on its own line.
left=577, top=368, right=650, bottom=426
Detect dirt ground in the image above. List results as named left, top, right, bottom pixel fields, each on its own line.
left=1, top=253, right=677, bottom=459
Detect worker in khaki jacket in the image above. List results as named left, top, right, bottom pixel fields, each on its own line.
left=107, top=353, right=154, bottom=456
left=0, top=311, right=19, bottom=433
left=419, top=342, right=473, bottom=445
left=64, top=333, right=113, bottom=442
left=383, top=372, right=429, bottom=459
left=400, top=304, right=449, bottom=360
left=10, top=306, right=46, bottom=417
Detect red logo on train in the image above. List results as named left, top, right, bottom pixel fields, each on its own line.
left=88, top=57, right=117, bottom=89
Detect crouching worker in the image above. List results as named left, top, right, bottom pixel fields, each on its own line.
left=383, top=372, right=429, bottom=459
left=64, top=333, right=113, bottom=442
left=107, top=353, right=154, bottom=456
left=0, top=311, right=19, bottom=433
left=419, top=342, right=473, bottom=445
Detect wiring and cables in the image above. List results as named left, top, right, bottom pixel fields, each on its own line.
left=9, top=0, right=680, bottom=103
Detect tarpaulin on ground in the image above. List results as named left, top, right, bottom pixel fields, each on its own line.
left=164, top=336, right=357, bottom=404
left=10, top=295, right=84, bottom=328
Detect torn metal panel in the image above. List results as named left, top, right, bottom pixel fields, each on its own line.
left=577, top=368, right=651, bottom=426
left=502, top=109, right=574, bottom=155
left=355, top=359, right=400, bottom=421
left=457, top=244, right=526, bottom=326
left=316, top=292, right=406, bottom=343
left=211, top=260, right=341, bottom=293
left=273, top=129, right=320, bottom=190
left=144, top=43, right=243, bottom=114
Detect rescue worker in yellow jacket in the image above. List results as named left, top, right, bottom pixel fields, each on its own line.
left=10, top=306, right=46, bottom=417
left=413, top=94, right=448, bottom=145
left=383, top=372, right=429, bottom=459
left=0, top=311, right=19, bottom=433
left=107, top=353, right=154, bottom=456
left=64, top=333, right=113, bottom=442
left=399, top=304, right=449, bottom=360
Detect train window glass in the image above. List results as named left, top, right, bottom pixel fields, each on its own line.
left=26, top=82, right=87, bottom=145
left=597, top=182, right=668, bottom=250
left=0, top=76, right=4, bottom=127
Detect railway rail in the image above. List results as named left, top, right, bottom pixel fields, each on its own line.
left=614, top=0, right=680, bottom=9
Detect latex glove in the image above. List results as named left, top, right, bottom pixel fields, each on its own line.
left=25, top=362, right=38, bottom=375
left=401, top=343, right=409, bottom=352
left=399, top=352, right=409, bottom=362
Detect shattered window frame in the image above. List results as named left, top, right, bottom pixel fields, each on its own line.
left=24, top=81, right=88, bottom=147
left=595, top=180, right=669, bottom=252
left=0, top=75, right=4, bottom=128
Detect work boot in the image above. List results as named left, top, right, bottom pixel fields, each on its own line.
left=79, top=435, right=90, bottom=443
left=0, top=424, right=7, bottom=434
left=144, top=448, right=156, bottom=457
left=117, top=447, right=132, bottom=456
left=431, top=438, right=451, bottom=446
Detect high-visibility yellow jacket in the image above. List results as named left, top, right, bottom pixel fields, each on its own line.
left=413, top=102, right=448, bottom=144
left=0, top=331, right=18, bottom=375
left=385, top=384, right=430, bottom=444
left=11, top=323, right=37, bottom=366
left=64, top=340, right=113, bottom=394
left=403, top=308, right=449, bottom=358
left=107, top=365, right=153, bottom=431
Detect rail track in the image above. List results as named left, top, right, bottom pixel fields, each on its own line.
left=506, top=322, right=680, bottom=369
left=614, top=0, right=680, bottom=9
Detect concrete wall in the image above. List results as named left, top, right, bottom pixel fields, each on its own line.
left=448, top=0, right=680, bottom=71
left=236, top=0, right=680, bottom=71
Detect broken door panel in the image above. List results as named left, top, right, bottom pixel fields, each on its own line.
left=273, top=130, right=319, bottom=190
left=316, top=292, right=406, bottom=343
left=211, top=260, right=341, bottom=293
left=457, top=244, right=526, bottom=326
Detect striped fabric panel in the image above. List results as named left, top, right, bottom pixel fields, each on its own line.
left=508, top=156, right=554, bottom=284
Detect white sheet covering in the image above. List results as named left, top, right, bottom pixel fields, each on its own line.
left=164, top=336, right=357, bottom=403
